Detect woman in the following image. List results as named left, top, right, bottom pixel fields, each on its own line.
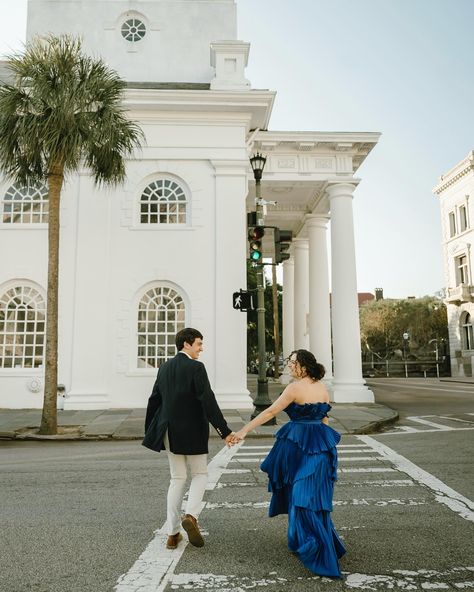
left=233, top=349, right=346, bottom=578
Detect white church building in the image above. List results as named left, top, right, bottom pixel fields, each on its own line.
left=434, top=152, right=474, bottom=378
left=0, top=0, right=380, bottom=410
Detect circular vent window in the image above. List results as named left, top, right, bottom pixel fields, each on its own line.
left=121, top=19, right=146, bottom=42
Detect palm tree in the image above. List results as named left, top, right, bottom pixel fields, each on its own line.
left=0, top=35, right=143, bottom=434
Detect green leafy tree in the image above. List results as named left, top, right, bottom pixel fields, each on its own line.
left=360, top=297, right=449, bottom=359
left=246, top=261, right=282, bottom=371
left=0, top=35, right=143, bottom=434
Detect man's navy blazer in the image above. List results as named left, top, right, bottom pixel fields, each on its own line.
left=143, top=352, right=232, bottom=454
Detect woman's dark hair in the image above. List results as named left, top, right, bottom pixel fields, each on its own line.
left=175, top=327, right=203, bottom=350
left=291, top=349, right=325, bottom=381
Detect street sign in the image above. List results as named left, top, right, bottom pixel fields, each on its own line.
left=233, top=290, right=254, bottom=311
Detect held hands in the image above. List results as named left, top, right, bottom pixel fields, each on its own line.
left=224, top=430, right=247, bottom=447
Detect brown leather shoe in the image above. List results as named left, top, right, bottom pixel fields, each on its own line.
left=181, top=514, right=204, bottom=547
left=166, top=532, right=183, bottom=549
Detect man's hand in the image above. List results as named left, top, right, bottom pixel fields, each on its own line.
left=225, top=432, right=236, bottom=447
left=231, top=429, right=246, bottom=444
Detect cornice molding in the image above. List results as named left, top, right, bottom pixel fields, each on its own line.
left=434, top=151, right=474, bottom=194
left=123, top=88, right=276, bottom=130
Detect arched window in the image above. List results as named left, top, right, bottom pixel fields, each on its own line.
left=462, top=313, right=473, bottom=350
left=137, top=286, right=185, bottom=368
left=2, top=184, right=49, bottom=224
left=139, top=178, right=188, bottom=225
left=0, top=285, right=46, bottom=368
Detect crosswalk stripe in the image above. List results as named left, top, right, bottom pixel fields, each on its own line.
left=358, top=436, right=474, bottom=522
left=339, top=456, right=384, bottom=462
left=406, top=417, right=453, bottom=430
left=339, top=467, right=396, bottom=473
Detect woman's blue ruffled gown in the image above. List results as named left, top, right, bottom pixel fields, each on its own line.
left=260, top=402, right=346, bottom=578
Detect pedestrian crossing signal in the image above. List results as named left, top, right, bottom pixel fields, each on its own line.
left=248, top=226, right=264, bottom=261
left=233, top=290, right=254, bottom=311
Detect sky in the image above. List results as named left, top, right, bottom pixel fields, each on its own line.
left=1, top=0, right=473, bottom=299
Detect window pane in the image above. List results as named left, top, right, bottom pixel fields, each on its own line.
left=136, top=286, right=185, bottom=368
left=0, top=286, right=45, bottom=368
left=2, top=184, right=48, bottom=224
left=139, top=179, right=188, bottom=225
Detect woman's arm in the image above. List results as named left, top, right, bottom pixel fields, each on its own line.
left=233, top=385, right=296, bottom=440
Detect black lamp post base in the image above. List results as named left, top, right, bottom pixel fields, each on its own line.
left=251, top=379, right=276, bottom=425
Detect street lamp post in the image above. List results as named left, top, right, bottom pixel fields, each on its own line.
left=249, top=153, right=275, bottom=424
left=429, top=338, right=440, bottom=379
left=403, top=332, right=409, bottom=378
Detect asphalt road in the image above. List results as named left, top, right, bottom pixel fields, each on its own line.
left=1, top=379, right=473, bottom=592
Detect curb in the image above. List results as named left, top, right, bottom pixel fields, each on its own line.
left=2, top=411, right=400, bottom=442
left=343, top=411, right=400, bottom=435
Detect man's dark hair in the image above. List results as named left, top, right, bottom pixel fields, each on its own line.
left=175, top=327, right=203, bottom=351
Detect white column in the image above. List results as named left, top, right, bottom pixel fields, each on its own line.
left=212, top=160, right=252, bottom=409
left=282, top=257, right=295, bottom=358
left=307, top=215, right=333, bottom=381
left=293, top=238, right=309, bottom=350
left=328, top=183, right=374, bottom=403
left=280, top=257, right=294, bottom=385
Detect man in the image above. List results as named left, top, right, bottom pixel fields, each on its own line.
left=143, top=327, right=234, bottom=550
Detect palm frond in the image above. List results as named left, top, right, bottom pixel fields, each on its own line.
left=0, top=34, right=144, bottom=187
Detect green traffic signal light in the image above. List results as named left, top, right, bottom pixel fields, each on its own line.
left=250, top=248, right=262, bottom=261
left=248, top=226, right=265, bottom=262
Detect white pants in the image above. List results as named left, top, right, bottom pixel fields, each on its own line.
left=164, top=431, right=208, bottom=535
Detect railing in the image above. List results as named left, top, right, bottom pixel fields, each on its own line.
left=362, top=359, right=448, bottom=379
left=446, top=284, right=474, bottom=304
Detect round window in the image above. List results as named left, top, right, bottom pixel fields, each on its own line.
left=121, top=19, right=146, bottom=42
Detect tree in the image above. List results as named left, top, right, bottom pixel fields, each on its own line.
left=360, top=297, right=449, bottom=360
left=0, top=35, right=143, bottom=434
left=246, top=261, right=282, bottom=372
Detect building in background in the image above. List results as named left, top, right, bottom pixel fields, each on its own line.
left=434, top=152, right=474, bottom=377
left=0, top=0, right=379, bottom=409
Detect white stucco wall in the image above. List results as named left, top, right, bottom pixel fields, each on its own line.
left=27, top=0, right=237, bottom=83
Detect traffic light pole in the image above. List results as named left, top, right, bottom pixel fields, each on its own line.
left=251, top=176, right=276, bottom=424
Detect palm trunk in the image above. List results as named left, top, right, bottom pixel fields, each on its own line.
left=39, top=166, right=64, bottom=435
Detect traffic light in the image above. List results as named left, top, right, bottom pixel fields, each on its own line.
left=274, top=228, right=293, bottom=264
left=248, top=226, right=265, bottom=261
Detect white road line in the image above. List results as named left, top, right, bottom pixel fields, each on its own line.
left=333, top=498, right=427, bottom=507
left=380, top=426, right=474, bottom=436
left=407, top=415, right=455, bottom=432
left=338, top=479, right=415, bottom=487
left=205, top=501, right=270, bottom=510
left=439, top=416, right=474, bottom=425
left=222, top=468, right=250, bottom=474
left=397, top=426, right=419, bottom=432
left=358, top=436, right=474, bottom=523
left=338, top=449, right=377, bottom=454
left=338, top=444, right=371, bottom=448
left=206, top=498, right=428, bottom=509
left=229, top=458, right=264, bottom=463
left=338, top=456, right=384, bottom=462
left=368, top=382, right=474, bottom=394
left=213, top=482, right=256, bottom=489
left=169, top=566, right=474, bottom=590
left=233, top=451, right=268, bottom=456
left=339, top=467, right=396, bottom=473
left=406, top=417, right=453, bottom=430
left=114, top=442, right=243, bottom=592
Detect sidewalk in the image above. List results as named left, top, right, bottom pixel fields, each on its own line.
left=0, top=377, right=398, bottom=441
